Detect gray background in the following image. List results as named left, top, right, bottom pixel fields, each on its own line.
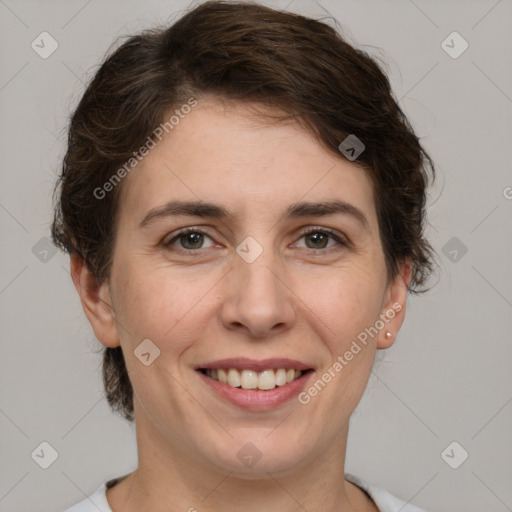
left=1, top=0, right=511, bottom=510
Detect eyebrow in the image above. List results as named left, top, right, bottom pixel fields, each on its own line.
left=139, top=199, right=370, bottom=232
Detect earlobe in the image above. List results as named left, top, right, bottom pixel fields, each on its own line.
left=69, top=253, right=120, bottom=348
left=377, top=261, right=412, bottom=349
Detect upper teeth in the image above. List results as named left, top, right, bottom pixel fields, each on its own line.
left=205, top=368, right=303, bottom=390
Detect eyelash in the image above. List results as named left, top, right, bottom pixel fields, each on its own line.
left=162, top=226, right=349, bottom=255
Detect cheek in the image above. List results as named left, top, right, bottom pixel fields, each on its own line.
left=113, top=261, right=217, bottom=350
left=312, top=267, right=383, bottom=344
left=303, top=274, right=380, bottom=414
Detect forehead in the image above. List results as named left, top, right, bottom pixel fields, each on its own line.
left=117, top=97, right=377, bottom=230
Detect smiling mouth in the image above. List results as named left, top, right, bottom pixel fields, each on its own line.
left=198, top=368, right=314, bottom=391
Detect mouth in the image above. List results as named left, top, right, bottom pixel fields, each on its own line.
left=197, top=367, right=314, bottom=391
left=195, top=358, right=315, bottom=410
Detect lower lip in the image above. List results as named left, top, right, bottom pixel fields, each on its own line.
left=196, top=370, right=314, bottom=411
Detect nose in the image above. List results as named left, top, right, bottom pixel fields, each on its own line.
left=220, top=247, right=296, bottom=339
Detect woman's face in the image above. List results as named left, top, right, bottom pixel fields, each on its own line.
left=81, top=96, right=409, bottom=475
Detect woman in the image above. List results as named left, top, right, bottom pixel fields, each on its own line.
left=54, top=1, right=437, bottom=510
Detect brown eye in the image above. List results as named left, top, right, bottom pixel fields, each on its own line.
left=164, top=229, right=215, bottom=251
left=295, top=228, right=348, bottom=251
left=179, top=231, right=204, bottom=250
left=304, top=231, right=330, bottom=249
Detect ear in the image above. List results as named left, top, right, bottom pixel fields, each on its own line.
left=70, top=253, right=120, bottom=348
left=376, top=260, right=412, bottom=349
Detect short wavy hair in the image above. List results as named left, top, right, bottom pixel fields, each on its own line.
left=51, top=0, right=438, bottom=423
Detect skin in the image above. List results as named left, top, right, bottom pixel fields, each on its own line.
left=71, top=95, right=411, bottom=512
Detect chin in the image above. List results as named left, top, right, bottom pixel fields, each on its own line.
left=200, top=432, right=312, bottom=477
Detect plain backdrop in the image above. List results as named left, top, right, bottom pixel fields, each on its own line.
left=0, top=0, right=511, bottom=511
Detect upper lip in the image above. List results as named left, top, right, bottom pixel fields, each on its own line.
left=196, top=358, right=313, bottom=372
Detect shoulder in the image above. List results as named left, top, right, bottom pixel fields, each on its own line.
left=345, top=473, right=428, bottom=512
left=62, top=481, right=112, bottom=512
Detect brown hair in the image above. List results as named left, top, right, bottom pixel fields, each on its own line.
left=51, top=0, right=438, bottom=423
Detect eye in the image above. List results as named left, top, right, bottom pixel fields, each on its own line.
left=162, top=226, right=349, bottom=254
left=163, top=228, right=216, bottom=251
left=294, top=227, right=348, bottom=251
